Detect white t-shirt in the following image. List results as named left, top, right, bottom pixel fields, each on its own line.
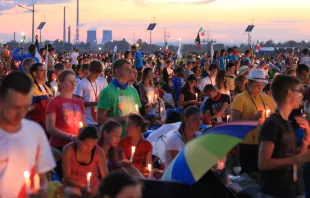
left=74, top=78, right=107, bottom=125
left=164, top=131, right=202, bottom=168
left=301, top=56, right=310, bottom=66
left=0, top=119, right=56, bottom=198
left=70, top=52, right=79, bottom=65
left=200, top=76, right=216, bottom=91
left=50, top=80, right=59, bottom=96
left=97, top=76, right=108, bottom=90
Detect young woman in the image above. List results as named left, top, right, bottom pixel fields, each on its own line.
left=212, top=50, right=220, bottom=69
left=99, top=119, right=143, bottom=178
left=62, top=126, right=108, bottom=197
left=46, top=70, right=85, bottom=150
left=136, top=67, right=157, bottom=116
left=179, top=74, right=201, bottom=109
left=99, top=119, right=124, bottom=171
left=215, top=70, right=230, bottom=95
left=96, top=172, right=142, bottom=198
left=165, top=106, right=202, bottom=167
left=46, top=70, right=56, bottom=88
left=163, top=60, right=173, bottom=84
left=119, top=114, right=152, bottom=176
left=233, top=75, right=248, bottom=96
left=231, top=69, right=276, bottom=175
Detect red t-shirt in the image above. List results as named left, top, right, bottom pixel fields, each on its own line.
left=46, top=96, right=85, bottom=148
left=119, top=137, right=152, bottom=171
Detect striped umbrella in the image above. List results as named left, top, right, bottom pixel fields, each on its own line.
left=162, top=121, right=258, bottom=185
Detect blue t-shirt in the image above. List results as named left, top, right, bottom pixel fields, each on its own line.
left=218, top=56, right=226, bottom=70
left=171, top=77, right=183, bottom=106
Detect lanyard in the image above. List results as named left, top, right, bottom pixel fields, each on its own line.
left=87, top=78, right=98, bottom=98
left=247, top=89, right=266, bottom=113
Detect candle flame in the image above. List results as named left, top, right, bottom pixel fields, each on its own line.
left=148, top=164, right=152, bottom=170
left=266, top=109, right=271, bottom=117
left=87, top=172, right=92, bottom=178
left=131, top=146, right=136, bottom=152
left=79, top=122, right=83, bottom=128
left=24, top=171, right=30, bottom=179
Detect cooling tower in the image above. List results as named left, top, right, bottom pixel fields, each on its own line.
left=86, top=30, right=97, bottom=46
left=102, top=30, right=112, bottom=45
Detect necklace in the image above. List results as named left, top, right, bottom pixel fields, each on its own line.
left=87, top=77, right=98, bottom=99
left=247, top=89, right=266, bottom=113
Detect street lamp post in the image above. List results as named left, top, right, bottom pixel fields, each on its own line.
left=18, top=4, right=35, bottom=43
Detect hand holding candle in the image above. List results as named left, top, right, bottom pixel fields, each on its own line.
left=266, top=109, right=271, bottom=118
left=148, top=95, right=152, bottom=103
left=130, top=146, right=136, bottom=163
left=87, top=172, right=92, bottom=191
left=79, top=122, right=83, bottom=128
left=147, top=164, right=152, bottom=178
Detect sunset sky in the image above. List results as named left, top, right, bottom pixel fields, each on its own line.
left=0, top=0, right=309, bottom=44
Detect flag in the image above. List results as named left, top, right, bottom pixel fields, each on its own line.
left=113, top=45, right=118, bottom=61
left=201, top=30, right=205, bottom=37
left=198, top=27, right=203, bottom=33
left=177, top=44, right=182, bottom=59
left=256, top=40, right=261, bottom=53
left=195, top=33, right=201, bottom=49
left=165, top=41, right=169, bottom=55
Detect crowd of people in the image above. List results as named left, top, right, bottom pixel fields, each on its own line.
left=1, top=35, right=310, bottom=198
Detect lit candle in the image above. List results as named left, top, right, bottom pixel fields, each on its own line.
left=266, top=109, right=271, bottom=118
left=148, top=95, right=152, bottom=103
left=147, top=164, right=152, bottom=178
left=87, top=172, right=92, bottom=191
left=135, top=104, right=139, bottom=113
left=79, top=122, right=83, bottom=128
left=53, top=86, right=58, bottom=96
left=160, top=107, right=163, bottom=115
left=227, top=91, right=230, bottom=96
left=227, top=115, right=230, bottom=123
left=34, top=173, right=40, bottom=190
left=195, top=93, right=198, bottom=101
left=155, top=94, right=157, bottom=101
left=24, top=171, right=30, bottom=195
left=130, top=146, right=136, bottom=163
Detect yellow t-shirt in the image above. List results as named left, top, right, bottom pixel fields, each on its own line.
left=231, top=91, right=276, bottom=145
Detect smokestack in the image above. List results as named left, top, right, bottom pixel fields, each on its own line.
left=68, top=26, right=71, bottom=44
left=63, top=7, right=66, bottom=43
left=76, top=0, right=79, bottom=43
left=14, top=32, right=16, bottom=42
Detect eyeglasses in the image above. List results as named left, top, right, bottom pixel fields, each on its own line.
left=291, top=89, right=304, bottom=96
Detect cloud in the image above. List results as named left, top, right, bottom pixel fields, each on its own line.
left=125, top=0, right=217, bottom=5
left=0, top=0, right=71, bottom=12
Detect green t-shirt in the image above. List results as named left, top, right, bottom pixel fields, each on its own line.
left=97, top=84, right=142, bottom=137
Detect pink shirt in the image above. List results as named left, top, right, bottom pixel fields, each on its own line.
left=66, top=143, right=100, bottom=187
left=46, top=96, right=85, bottom=148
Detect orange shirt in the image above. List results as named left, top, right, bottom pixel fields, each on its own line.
left=119, top=137, right=152, bottom=171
